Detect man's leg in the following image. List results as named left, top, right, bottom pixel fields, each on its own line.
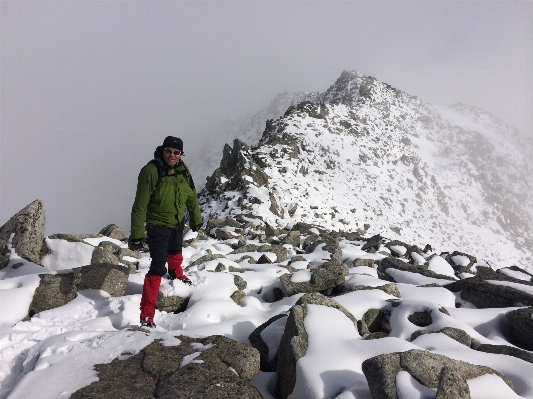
left=140, top=226, right=171, bottom=324
left=167, top=219, right=191, bottom=283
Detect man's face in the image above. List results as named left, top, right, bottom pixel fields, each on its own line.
left=163, top=147, right=181, bottom=167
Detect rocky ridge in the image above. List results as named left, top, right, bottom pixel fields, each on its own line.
left=200, top=70, right=533, bottom=267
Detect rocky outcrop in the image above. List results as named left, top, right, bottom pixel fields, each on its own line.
left=279, top=258, right=348, bottom=296
left=71, top=335, right=261, bottom=399
left=0, top=199, right=46, bottom=269
left=362, top=349, right=514, bottom=399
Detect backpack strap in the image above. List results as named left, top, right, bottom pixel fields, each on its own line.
left=146, top=160, right=166, bottom=189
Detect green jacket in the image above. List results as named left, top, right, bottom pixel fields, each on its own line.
left=130, top=146, right=203, bottom=239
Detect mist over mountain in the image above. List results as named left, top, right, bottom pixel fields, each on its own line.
left=199, top=70, right=533, bottom=267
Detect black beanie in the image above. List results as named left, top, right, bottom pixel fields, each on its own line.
left=162, top=136, right=183, bottom=152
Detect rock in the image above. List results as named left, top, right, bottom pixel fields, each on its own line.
left=76, top=263, right=129, bottom=297
left=90, top=246, right=120, bottom=266
left=444, top=276, right=533, bottom=308
left=362, top=353, right=402, bottom=399
left=361, top=234, right=382, bottom=252
left=408, top=310, right=433, bottom=327
left=277, top=293, right=357, bottom=399
left=476, top=343, right=533, bottom=364
left=233, top=275, right=247, bottom=291
left=505, top=307, right=533, bottom=350
left=157, top=293, right=189, bottom=313
left=248, top=314, right=288, bottom=371
left=280, top=258, right=348, bottom=296
left=189, top=254, right=226, bottom=268
left=302, top=233, right=341, bottom=261
left=230, top=275, right=247, bottom=304
left=215, top=228, right=236, bottom=240
left=207, top=217, right=242, bottom=230
left=435, top=367, right=470, bottom=399
left=353, top=258, right=375, bottom=267
left=265, top=224, right=280, bottom=237
left=363, top=349, right=514, bottom=399
left=411, top=327, right=474, bottom=347
left=379, top=257, right=456, bottom=282
left=282, top=230, right=301, bottom=248
left=400, top=349, right=513, bottom=389
left=290, top=222, right=327, bottom=235
left=215, top=262, right=226, bottom=272
left=27, top=271, right=81, bottom=317
left=334, top=282, right=401, bottom=298
left=72, top=335, right=261, bottom=399
left=257, top=254, right=273, bottom=264
left=0, top=199, right=46, bottom=269
left=98, top=224, right=125, bottom=240
left=445, top=251, right=476, bottom=274
left=229, top=265, right=245, bottom=273
left=358, top=308, right=388, bottom=336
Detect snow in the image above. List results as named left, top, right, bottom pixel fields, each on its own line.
left=2, top=230, right=533, bottom=399
left=427, top=255, right=456, bottom=278
left=41, top=239, right=94, bottom=271
left=290, top=270, right=312, bottom=283
left=498, top=268, right=532, bottom=282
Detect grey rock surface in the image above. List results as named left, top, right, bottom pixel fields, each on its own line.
left=98, top=224, right=125, bottom=240
left=0, top=199, right=46, bottom=269
left=476, top=343, right=533, bottom=364
left=157, top=292, right=189, bottom=313
left=435, top=366, right=470, bottom=399
left=363, top=349, right=514, bottom=399
left=445, top=277, right=533, bottom=308
left=505, top=307, right=533, bottom=350
left=76, top=263, right=130, bottom=297
left=280, top=258, right=348, bottom=296
left=90, top=246, right=120, bottom=266
left=379, top=257, right=456, bottom=282
left=27, top=271, right=81, bottom=317
left=71, top=335, right=261, bottom=399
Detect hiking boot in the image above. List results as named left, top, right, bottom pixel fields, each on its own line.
left=180, top=276, right=193, bottom=286
left=140, top=319, right=156, bottom=328
left=167, top=270, right=177, bottom=280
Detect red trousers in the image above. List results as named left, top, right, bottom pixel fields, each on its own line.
left=140, top=253, right=184, bottom=322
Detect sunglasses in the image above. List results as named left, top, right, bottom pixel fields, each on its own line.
left=164, top=148, right=182, bottom=156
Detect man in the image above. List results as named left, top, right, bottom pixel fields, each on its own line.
left=129, top=136, right=203, bottom=328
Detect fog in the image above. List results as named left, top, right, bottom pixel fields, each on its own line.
left=1, top=1, right=532, bottom=235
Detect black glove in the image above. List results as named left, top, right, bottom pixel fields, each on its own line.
left=190, top=224, right=202, bottom=232
left=128, top=237, right=145, bottom=251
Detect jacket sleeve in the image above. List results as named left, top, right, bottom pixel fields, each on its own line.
left=130, top=164, right=158, bottom=239
left=186, top=187, right=203, bottom=227
left=184, top=168, right=203, bottom=227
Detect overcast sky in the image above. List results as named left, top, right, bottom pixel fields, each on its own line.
left=1, top=1, right=532, bottom=235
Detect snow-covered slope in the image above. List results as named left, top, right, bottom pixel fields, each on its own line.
left=200, top=70, right=533, bottom=268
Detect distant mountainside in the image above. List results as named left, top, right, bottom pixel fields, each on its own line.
left=194, top=91, right=320, bottom=185
left=199, top=70, right=533, bottom=267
